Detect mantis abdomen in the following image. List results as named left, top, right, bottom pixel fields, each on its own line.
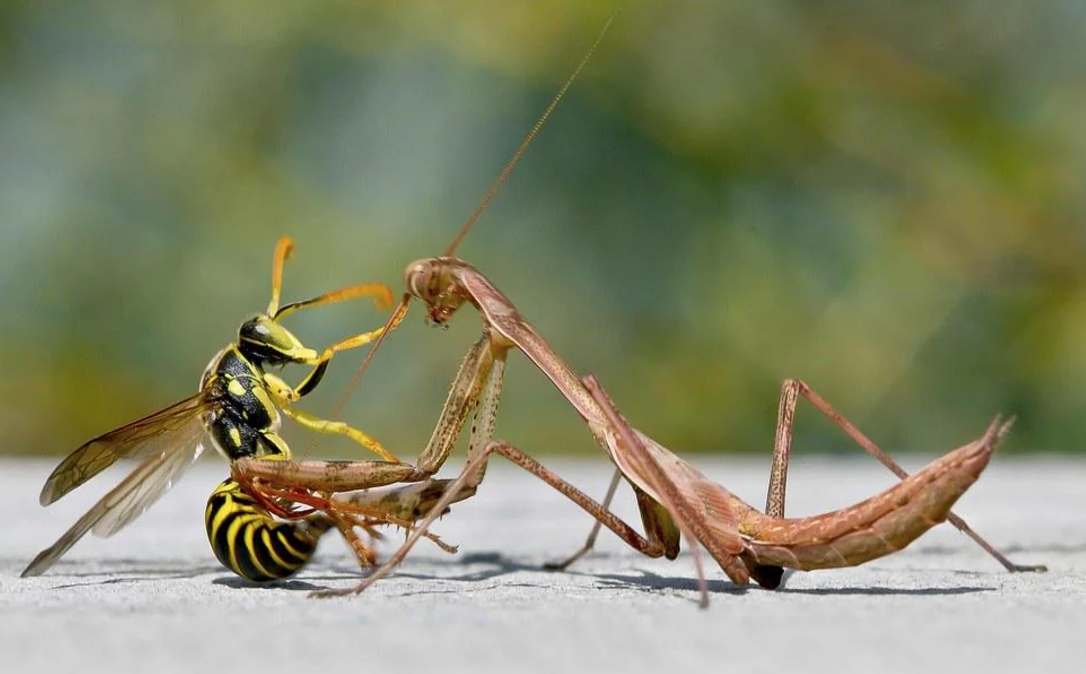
left=738, top=418, right=1007, bottom=570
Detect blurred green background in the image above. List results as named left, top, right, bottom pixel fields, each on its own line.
left=2, top=0, right=1083, bottom=462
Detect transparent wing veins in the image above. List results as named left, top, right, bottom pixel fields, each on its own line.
left=22, top=419, right=207, bottom=577
left=39, top=394, right=212, bottom=506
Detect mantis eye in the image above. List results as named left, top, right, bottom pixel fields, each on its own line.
left=404, top=259, right=438, bottom=301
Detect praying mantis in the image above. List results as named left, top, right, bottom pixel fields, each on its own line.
left=278, top=256, right=1037, bottom=603
left=234, top=21, right=1045, bottom=604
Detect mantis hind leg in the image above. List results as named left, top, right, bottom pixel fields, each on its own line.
left=763, top=378, right=1046, bottom=576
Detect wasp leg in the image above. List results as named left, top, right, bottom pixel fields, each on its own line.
left=258, top=370, right=399, bottom=463
left=278, top=401, right=399, bottom=463
left=273, top=297, right=408, bottom=399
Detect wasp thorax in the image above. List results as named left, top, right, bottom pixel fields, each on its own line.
left=238, top=315, right=308, bottom=365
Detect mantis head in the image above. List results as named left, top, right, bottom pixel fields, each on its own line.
left=404, top=256, right=469, bottom=326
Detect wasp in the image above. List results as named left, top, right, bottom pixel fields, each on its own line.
left=22, top=236, right=418, bottom=579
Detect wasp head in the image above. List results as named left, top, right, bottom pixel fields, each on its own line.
left=238, top=315, right=317, bottom=366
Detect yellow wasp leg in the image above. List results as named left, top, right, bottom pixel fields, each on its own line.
left=260, top=371, right=399, bottom=463
left=274, top=283, right=394, bottom=322
left=280, top=405, right=396, bottom=464
left=259, top=430, right=294, bottom=461
left=267, top=311, right=407, bottom=410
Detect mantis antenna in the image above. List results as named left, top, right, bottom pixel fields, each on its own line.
left=328, top=13, right=618, bottom=426
left=443, top=11, right=618, bottom=258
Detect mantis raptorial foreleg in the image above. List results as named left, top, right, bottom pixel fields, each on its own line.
left=228, top=332, right=508, bottom=577
left=234, top=331, right=499, bottom=490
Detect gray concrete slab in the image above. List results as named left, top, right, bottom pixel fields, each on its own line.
left=2, top=455, right=1083, bottom=674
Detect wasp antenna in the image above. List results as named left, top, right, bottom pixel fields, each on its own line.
left=443, top=11, right=619, bottom=258
left=268, top=236, right=296, bottom=316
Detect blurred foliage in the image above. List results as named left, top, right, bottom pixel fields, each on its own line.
left=1, top=0, right=1083, bottom=461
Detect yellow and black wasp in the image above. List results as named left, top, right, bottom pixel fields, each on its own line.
left=22, top=237, right=407, bottom=580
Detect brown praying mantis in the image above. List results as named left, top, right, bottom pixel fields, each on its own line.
left=232, top=20, right=1045, bottom=603
left=283, top=258, right=1038, bottom=603
left=237, top=253, right=1040, bottom=602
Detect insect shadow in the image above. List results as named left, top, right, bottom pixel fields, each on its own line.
left=780, top=585, right=992, bottom=597
left=212, top=576, right=326, bottom=592
left=211, top=551, right=544, bottom=593
left=595, top=569, right=992, bottom=598
left=594, top=570, right=749, bottom=597
left=41, top=559, right=223, bottom=588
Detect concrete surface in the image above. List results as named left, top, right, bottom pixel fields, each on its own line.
left=2, top=454, right=1083, bottom=674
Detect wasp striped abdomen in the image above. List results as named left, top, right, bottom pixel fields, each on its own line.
left=205, top=478, right=333, bottom=582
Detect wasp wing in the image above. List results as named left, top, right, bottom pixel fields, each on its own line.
left=22, top=420, right=207, bottom=577
left=39, top=394, right=212, bottom=506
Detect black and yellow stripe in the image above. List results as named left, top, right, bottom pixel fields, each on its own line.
left=205, top=478, right=334, bottom=582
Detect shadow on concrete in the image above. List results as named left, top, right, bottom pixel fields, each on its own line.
left=40, top=560, right=224, bottom=589
left=596, top=570, right=748, bottom=596
left=779, top=584, right=992, bottom=597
